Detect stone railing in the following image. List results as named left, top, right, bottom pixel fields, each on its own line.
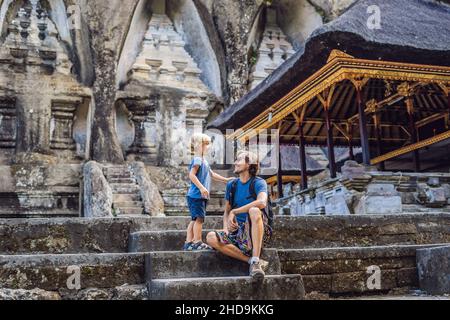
left=275, top=161, right=450, bottom=216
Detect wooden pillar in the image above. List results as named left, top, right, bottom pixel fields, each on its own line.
left=318, top=87, right=337, bottom=179
left=356, top=87, right=371, bottom=166
left=324, top=106, right=337, bottom=178
left=298, top=123, right=308, bottom=190
left=406, top=96, right=420, bottom=172
left=347, top=123, right=355, bottom=161
left=448, top=90, right=450, bottom=129
left=373, top=113, right=385, bottom=171
left=277, top=142, right=284, bottom=198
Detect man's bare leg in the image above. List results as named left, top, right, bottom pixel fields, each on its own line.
left=206, top=232, right=249, bottom=263
left=249, top=207, right=264, bottom=259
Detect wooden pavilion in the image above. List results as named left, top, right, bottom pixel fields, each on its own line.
left=209, top=0, right=450, bottom=198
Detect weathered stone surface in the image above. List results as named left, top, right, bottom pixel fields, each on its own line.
left=83, top=161, right=113, bottom=218
left=417, top=245, right=450, bottom=295
left=0, top=288, right=61, bottom=300
left=0, top=164, right=81, bottom=218
left=0, top=253, right=145, bottom=291
left=145, top=249, right=281, bottom=279
left=355, top=184, right=403, bottom=215
left=130, top=162, right=164, bottom=216
left=112, top=284, right=149, bottom=300
left=0, top=218, right=136, bottom=254
left=149, top=275, right=305, bottom=300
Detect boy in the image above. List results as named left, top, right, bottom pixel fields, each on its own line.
left=184, top=133, right=231, bottom=251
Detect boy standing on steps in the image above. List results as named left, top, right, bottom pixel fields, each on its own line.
left=184, top=133, right=232, bottom=251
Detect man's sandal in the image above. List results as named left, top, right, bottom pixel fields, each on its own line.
left=192, top=242, right=212, bottom=251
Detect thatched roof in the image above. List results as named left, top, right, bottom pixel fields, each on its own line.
left=209, top=0, right=450, bottom=132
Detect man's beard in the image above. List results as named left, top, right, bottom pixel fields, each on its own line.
left=234, top=168, right=244, bottom=175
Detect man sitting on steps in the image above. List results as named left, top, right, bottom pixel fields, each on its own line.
left=207, top=151, right=270, bottom=281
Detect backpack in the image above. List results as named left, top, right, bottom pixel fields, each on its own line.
left=229, top=177, right=274, bottom=245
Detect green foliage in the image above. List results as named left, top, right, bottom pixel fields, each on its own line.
left=248, top=46, right=259, bottom=67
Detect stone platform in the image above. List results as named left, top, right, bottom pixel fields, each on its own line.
left=0, top=213, right=449, bottom=300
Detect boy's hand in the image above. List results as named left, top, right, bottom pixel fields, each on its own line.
left=200, top=187, right=210, bottom=199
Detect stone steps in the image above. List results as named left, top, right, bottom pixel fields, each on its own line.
left=104, top=165, right=145, bottom=217
left=129, top=230, right=214, bottom=252
left=145, top=249, right=281, bottom=279
left=110, top=184, right=140, bottom=194
left=128, top=213, right=450, bottom=252
left=0, top=253, right=145, bottom=292
left=113, top=193, right=142, bottom=203
left=1, top=214, right=449, bottom=299
left=108, top=177, right=136, bottom=184
left=1, top=214, right=449, bottom=255
left=278, top=244, right=449, bottom=295
left=114, top=207, right=144, bottom=216
left=1, top=244, right=448, bottom=298
left=148, top=275, right=305, bottom=300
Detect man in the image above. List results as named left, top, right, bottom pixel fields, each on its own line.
left=207, top=151, right=269, bottom=280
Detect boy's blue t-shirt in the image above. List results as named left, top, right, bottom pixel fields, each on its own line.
left=225, top=178, right=268, bottom=223
left=187, top=157, right=211, bottom=199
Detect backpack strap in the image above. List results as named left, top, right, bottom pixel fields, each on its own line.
left=249, top=177, right=264, bottom=201
left=229, top=178, right=239, bottom=209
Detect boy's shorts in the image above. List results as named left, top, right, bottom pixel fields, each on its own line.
left=187, top=197, right=207, bottom=221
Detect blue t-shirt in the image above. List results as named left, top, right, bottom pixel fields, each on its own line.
left=225, top=178, right=268, bottom=223
left=187, top=157, right=211, bottom=199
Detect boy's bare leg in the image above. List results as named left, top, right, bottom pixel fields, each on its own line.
left=193, top=219, right=204, bottom=243
left=249, top=208, right=264, bottom=259
left=206, top=232, right=250, bottom=263
left=186, top=221, right=195, bottom=243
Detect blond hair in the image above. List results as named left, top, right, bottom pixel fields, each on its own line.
left=191, top=133, right=212, bottom=155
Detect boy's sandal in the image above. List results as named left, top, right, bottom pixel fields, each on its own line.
left=183, top=242, right=194, bottom=251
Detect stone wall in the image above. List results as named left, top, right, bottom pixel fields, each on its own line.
left=0, top=163, right=81, bottom=217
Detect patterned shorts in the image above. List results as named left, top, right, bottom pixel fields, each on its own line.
left=215, top=221, right=253, bottom=257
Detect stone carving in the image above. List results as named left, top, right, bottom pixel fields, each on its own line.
left=355, top=183, right=403, bottom=215
left=128, top=0, right=206, bottom=91
left=0, top=97, right=17, bottom=149
left=415, top=178, right=447, bottom=208
left=0, top=0, right=72, bottom=74
left=125, top=99, right=158, bottom=163
left=323, top=187, right=351, bottom=215
left=250, top=7, right=295, bottom=90
left=120, top=0, right=219, bottom=167
left=50, top=100, right=80, bottom=151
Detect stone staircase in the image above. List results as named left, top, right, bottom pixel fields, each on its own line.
left=0, top=213, right=449, bottom=300
left=104, top=165, right=145, bottom=216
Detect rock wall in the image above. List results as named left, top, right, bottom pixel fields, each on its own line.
left=0, top=0, right=358, bottom=167
left=0, top=0, right=357, bottom=217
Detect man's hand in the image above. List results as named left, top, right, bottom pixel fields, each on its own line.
left=227, top=210, right=238, bottom=233
left=200, top=187, right=210, bottom=199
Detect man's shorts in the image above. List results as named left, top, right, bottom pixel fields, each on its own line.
left=215, top=220, right=253, bottom=257
left=187, top=197, right=207, bottom=221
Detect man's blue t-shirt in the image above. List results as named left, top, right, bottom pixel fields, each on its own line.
left=225, top=178, right=268, bottom=223
left=187, top=157, right=211, bottom=199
